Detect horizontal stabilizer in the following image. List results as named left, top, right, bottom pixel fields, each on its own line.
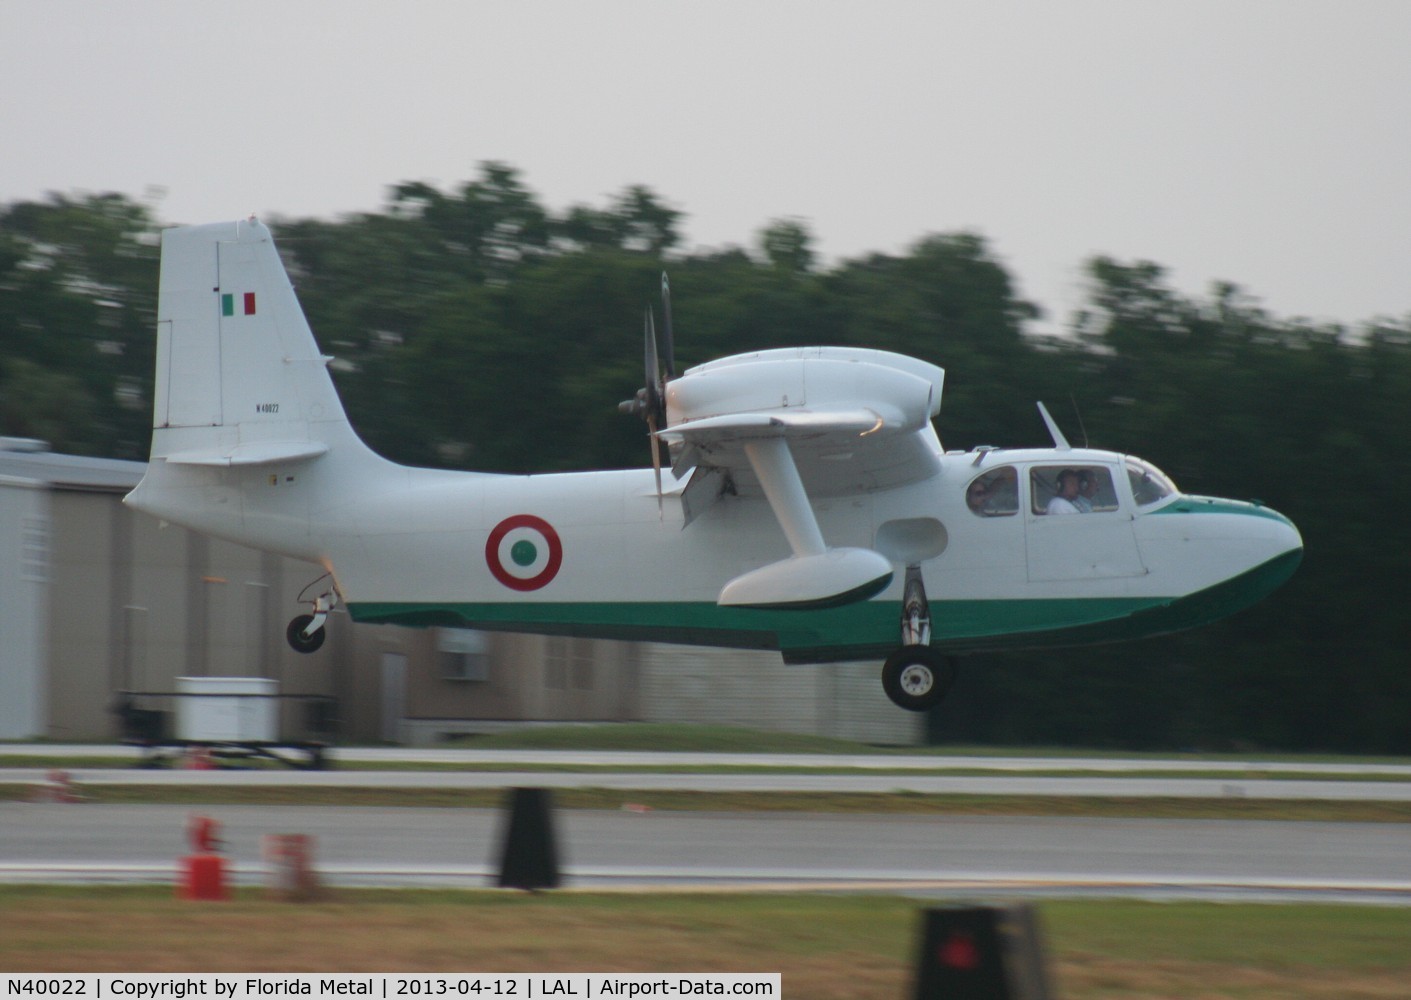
left=163, top=441, right=330, bottom=467
left=718, top=548, right=893, bottom=610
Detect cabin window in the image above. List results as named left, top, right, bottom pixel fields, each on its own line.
left=1031, top=466, right=1118, bottom=515
left=1126, top=457, right=1178, bottom=507
left=965, top=466, right=1019, bottom=516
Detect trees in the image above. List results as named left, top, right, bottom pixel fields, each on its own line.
left=2, top=173, right=1406, bottom=751
left=0, top=193, right=159, bottom=457
left=932, top=259, right=1411, bottom=753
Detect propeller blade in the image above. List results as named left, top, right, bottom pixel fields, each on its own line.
left=647, top=413, right=664, bottom=517
left=660, top=272, right=675, bottom=380
left=623, top=285, right=674, bottom=517
left=643, top=308, right=662, bottom=420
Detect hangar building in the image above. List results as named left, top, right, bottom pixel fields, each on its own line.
left=0, top=441, right=922, bottom=746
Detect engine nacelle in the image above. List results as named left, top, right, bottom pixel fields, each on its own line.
left=665, top=347, right=944, bottom=433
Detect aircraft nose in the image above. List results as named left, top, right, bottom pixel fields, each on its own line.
left=1145, top=495, right=1304, bottom=598
left=1258, top=504, right=1303, bottom=559
left=1275, top=510, right=1302, bottom=552
left=1235, top=502, right=1304, bottom=592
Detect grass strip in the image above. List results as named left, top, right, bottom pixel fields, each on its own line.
left=5, top=783, right=1411, bottom=821
left=1, top=886, right=1407, bottom=999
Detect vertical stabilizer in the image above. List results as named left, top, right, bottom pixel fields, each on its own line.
left=127, top=219, right=390, bottom=561
left=149, top=218, right=352, bottom=464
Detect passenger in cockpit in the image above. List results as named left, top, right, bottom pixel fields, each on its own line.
left=1074, top=470, right=1099, bottom=512
left=968, top=467, right=1018, bottom=516
left=985, top=467, right=1018, bottom=515
left=966, top=480, right=989, bottom=512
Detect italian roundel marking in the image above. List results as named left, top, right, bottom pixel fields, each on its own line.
left=486, top=514, right=563, bottom=591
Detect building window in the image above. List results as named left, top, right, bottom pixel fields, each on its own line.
left=21, top=517, right=49, bottom=583
left=437, top=628, right=489, bottom=682
left=545, top=636, right=595, bottom=691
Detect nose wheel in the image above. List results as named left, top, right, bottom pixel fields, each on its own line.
left=881, top=564, right=957, bottom=711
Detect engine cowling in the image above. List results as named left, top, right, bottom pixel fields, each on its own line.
left=665, top=346, right=943, bottom=434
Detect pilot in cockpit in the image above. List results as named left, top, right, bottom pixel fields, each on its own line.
left=1046, top=469, right=1083, bottom=515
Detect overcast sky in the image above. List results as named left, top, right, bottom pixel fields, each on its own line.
left=4, top=0, right=1408, bottom=332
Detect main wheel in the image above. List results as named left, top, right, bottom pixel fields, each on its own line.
left=881, top=646, right=956, bottom=712
left=286, top=614, right=326, bottom=654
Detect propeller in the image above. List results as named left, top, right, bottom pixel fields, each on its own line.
left=660, top=272, right=675, bottom=381
left=618, top=273, right=677, bottom=512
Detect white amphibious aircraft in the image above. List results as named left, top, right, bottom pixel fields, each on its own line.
left=126, top=219, right=1303, bottom=711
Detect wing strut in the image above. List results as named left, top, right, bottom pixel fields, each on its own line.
left=742, top=438, right=826, bottom=558
left=717, top=435, right=893, bottom=609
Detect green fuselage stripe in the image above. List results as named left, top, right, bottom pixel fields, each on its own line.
left=348, top=549, right=1301, bottom=660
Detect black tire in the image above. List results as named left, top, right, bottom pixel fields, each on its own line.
left=286, top=614, right=326, bottom=654
left=881, top=645, right=956, bottom=712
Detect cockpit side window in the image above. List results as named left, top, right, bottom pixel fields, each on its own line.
left=1031, top=466, right=1119, bottom=515
left=965, top=466, right=1019, bottom=517
left=1126, top=457, right=1178, bottom=507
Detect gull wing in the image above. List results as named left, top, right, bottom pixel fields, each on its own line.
left=654, top=348, right=946, bottom=607
left=660, top=347, right=945, bottom=501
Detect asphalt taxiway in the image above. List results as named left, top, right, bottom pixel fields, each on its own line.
left=3, top=765, right=1410, bottom=801
left=2, top=749, right=1409, bottom=901
left=2, top=803, right=1409, bottom=902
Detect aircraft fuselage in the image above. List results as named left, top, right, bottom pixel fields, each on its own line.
left=129, top=434, right=1301, bottom=661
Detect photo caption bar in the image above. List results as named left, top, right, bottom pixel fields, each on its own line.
left=3, top=975, right=781, bottom=999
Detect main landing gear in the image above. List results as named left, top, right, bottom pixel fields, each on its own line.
left=286, top=576, right=339, bottom=654
left=880, top=565, right=958, bottom=712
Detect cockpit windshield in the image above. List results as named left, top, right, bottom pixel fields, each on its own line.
left=1126, top=457, right=1178, bottom=507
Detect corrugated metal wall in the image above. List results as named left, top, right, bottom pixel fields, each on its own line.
left=5, top=455, right=924, bottom=747
left=0, top=477, right=49, bottom=739
left=638, top=645, right=924, bottom=745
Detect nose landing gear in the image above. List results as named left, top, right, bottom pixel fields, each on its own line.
left=881, top=565, right=957, bottom=712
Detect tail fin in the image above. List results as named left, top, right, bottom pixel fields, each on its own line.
left=149, top=218, right=352, bottom=465
left=127, top=219, right=388, bottom=560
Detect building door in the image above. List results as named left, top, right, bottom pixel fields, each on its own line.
left=380, top=653, right=407, bottom=744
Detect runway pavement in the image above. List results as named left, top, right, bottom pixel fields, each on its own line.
left=3, top=765, right=1411, bottom=800
left=3, top=746, right=1410, bottom=901
left=9, top=744, right=1411, bottom=776
left=2, top=802, right=1409, bottom=902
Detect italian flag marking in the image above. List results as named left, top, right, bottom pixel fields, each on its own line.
left=221, top=292, right=257, bottom=316
left=485, top=514, right=563, bottom=591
